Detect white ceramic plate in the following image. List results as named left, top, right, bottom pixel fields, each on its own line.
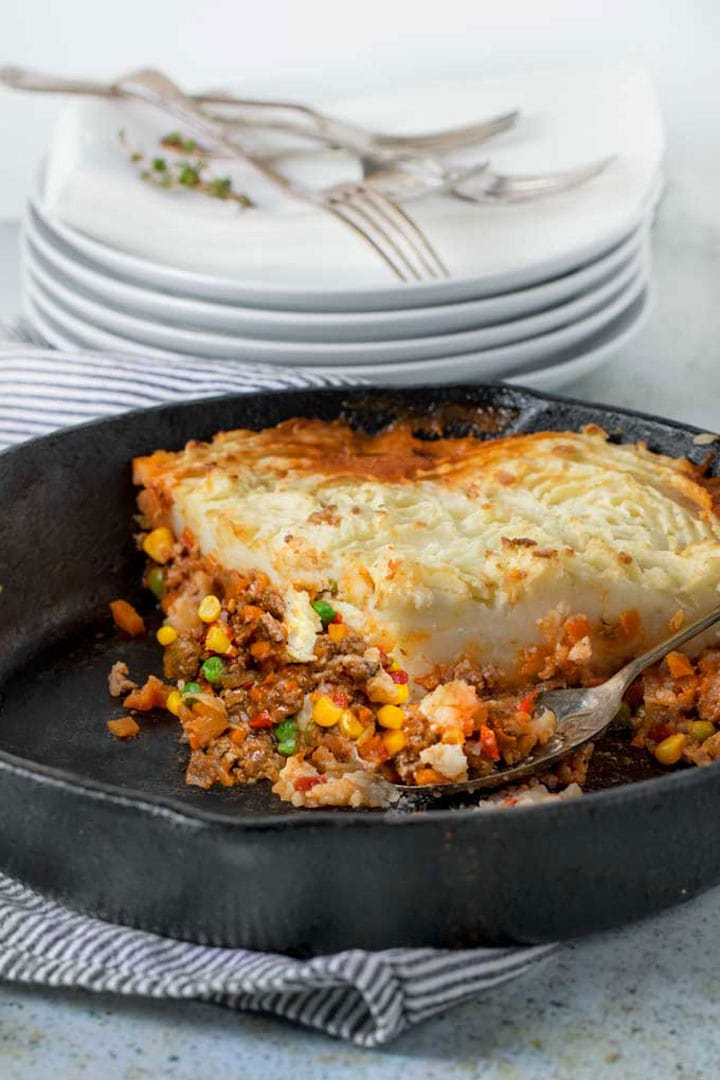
left=23, top=257, right=648, bottom=384
left=23, top=281, right=651, bottom=393
left=26, top=203, right=646, bottom=343
left=22, top=232, right=649, bottom=366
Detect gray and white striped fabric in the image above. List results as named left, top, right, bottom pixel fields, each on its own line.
left=0, top=340, right=358, bottom=451
left=0, top=339, right=552, bottom=1046
left=0, top=876, right=553, bottom=1047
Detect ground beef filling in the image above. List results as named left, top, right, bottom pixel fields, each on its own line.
left=120, top=541, right=563, bottom=805
left=116, top=535, right=720, bottom=809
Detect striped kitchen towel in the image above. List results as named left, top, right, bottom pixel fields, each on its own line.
left=0, top=340, right=553, bottom=1046
left=0, top=339, right=357, bottom=450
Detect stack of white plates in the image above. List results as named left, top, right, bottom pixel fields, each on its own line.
left=21, top=64, right=663, bottom=389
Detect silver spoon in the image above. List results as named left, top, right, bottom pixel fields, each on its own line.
left=400, top=602, right=720, bottom=797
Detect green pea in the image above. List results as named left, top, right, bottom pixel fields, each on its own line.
left=689, top=720, right=715, bottom=743
left=146, top=565, right=166, bottom=599
left=182, top=682, right=202, bottom=696
left=201, top=656, right=225, bottom=684
left=277, top=738, right=297, bottom=757
left=275, top=719, right=297, bottom=742
left=312, top=599, right=336, bottom=626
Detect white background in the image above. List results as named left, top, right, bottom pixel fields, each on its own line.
left=2, top=0, right=720, bottom=220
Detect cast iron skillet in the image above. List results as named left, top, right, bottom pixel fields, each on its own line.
left=1, top=383, right=719, bottom=955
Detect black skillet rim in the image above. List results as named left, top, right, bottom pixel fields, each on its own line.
left=1, top=380, right=718, bottom=832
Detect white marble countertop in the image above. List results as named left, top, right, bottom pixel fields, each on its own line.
left=1, top=165, right=719, bottom=1077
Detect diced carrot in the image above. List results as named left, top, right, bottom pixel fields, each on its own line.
left=619, top=609, right=641, bottom=638
left=250, top=640, right=272, bottom=661
left=229, top=727, right=247, bottom=746
left=124, top=675, right=171, bottom=711
left=224, top=571, right=251, bottom=599
left=563, top=614, right=592, bottom=645
left=184, top=697, right=229, bottom=749
left=480, top=724, right=500, bottom=762
left=109, top=599, right=146, bottom=637
left=107, top=716, right=140, bottom=739
left=357, top=734, right=390, bottom=764
left=665, top=651, right=695, bottom=680
left=242, top=605, right=264, bottom=622
left=517, top=693, right=536, bottom=715
left=186, top=712, right=229, bottom=750
left=414, top=767, right=447, bottom=786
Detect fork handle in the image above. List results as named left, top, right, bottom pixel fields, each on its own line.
left=609, top=604, right=720, bottom=695
left=0, top=66, right=119, bottom=97
left=114, top=69, right=309, bottom=201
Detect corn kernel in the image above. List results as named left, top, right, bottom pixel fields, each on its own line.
left=328, top=622, right=349, bottom=643
left=142, top=526, right=174, bottom=564
left=313, top=695, right=344, bottom=727
left=156, top=625, right=178, bottom=646
left=338, top=710, right=364, bottom=739
left=441, top=727, right=465, bottom=745
left=377, top=704, right=405, bottom=729
left=654, top=733, right=688, bottom=766
left=205, top=625, right=232, bottom=655
left=198, top=594, right=222, bottom=623
left=388, top=658, right=401, bottom=671
left=382, top=730, right=407, bottom=755
left=166, top=690, right=182, bottom=717
left=392, top=682, right=410, bottom=704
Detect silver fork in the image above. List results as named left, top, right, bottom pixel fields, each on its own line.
left=358, top=152, right=612, bottom=203
left=114, top=69, right=455, bottom=282
left=400, top=603, right=720, bottom=798
left=0, top=65, right=519, bottom=160
left=174, top=138, right=610, bottom=208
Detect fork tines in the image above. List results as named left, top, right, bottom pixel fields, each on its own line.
left=325, top=184, right=449, bottom=282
